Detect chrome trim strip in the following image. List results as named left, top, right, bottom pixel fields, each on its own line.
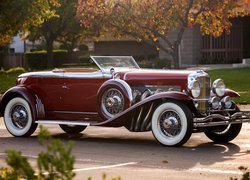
left=52, top=111, right=98, bottom=115
left=19, top=71, right=64, bottom=78
left=35, top=120, right=91, bottom=126
left=63, top=71, right=110, bottom=79
left=140, top=102, right=154, bottom=131
left=19, top=71, right=112, bottom=79
left=134, top=106, right=144, bottom=131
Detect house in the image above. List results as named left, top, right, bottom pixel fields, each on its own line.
left=159, top=16, right=250, bottom=67
left=9, top=35, right=39, bottom=53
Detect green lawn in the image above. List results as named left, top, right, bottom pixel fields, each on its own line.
left=207, top=67, right=250, bottom=104
left=0, top=72, right=20, bottom=94
left=0, top=67, right=249, bottom=103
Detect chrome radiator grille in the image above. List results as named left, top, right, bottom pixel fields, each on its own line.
left=196, top=76, right=211, bottom=113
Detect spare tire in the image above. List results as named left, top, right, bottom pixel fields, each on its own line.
left=97, top=79, right=133, bottom=120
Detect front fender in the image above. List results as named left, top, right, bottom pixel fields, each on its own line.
left=224, top=88, right=240, bottom=98
left=93, top=91, right=197, bottom=132
left=0, top=86, right=42, bottom=120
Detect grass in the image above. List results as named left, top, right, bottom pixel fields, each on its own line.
left=0, top=67, right=249, bottom=103
left=206, top=67, right=250, bottom=104
left=0, top=72, right=20, bottom=94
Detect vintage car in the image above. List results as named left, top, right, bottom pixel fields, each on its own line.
left=1, top=56, right=250, bottom=146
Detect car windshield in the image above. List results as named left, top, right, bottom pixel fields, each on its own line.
left=91, top=56, right=140, bottom=72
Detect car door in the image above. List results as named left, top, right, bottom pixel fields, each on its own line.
left=61, top=71, right=109, bottom=112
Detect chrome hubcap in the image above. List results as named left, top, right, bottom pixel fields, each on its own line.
left=159, top=110, right=181, bottom=137
left=106, top=95, right=122, bottom=108
left=163, top=116, right=179, bottom=129
left=10, top=105, right=28, bottom=129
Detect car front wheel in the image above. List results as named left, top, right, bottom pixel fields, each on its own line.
left=4, top=97, right=37, bottom=137
left=204, top=123, right=242, bottom=143
left=59, top=124, right=87, bottom=134
left=151, top=101, right=193, bottom=147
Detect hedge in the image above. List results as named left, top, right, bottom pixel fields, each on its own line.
left=25, top=50, right=68, bottom=70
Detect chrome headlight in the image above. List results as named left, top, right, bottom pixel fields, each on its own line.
left=211, top=97, right=220, bottom=109
left=188, top=80, right=201, bottom=98
left=212, top=79, right=226, bottom=97
left=222, top=96, right=232, bottom=109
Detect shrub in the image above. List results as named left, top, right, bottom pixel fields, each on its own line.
left=0, top=126, right=75, bottom=180
left=6, top=67, right=26, bottom=74
left=79, top=44, right=89, bottom=51
left=25, top=50, right=68, bottom=70
left=25, top=50, right=47, bottom=70
left=138, top=58, right=171, bottom=69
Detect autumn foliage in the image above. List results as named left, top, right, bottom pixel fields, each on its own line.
left=0, top=0, right=60, bottom=46
left=78, top=0, right=249, bottom=68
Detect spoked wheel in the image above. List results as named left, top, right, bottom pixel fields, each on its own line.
left=4, top=97, right=37, bottom=137
left=151, top=101, right=193, bottom=147
left=59, top=124, right=87, bottom=134
left=97, top=79, right=132, bottom=120
left=101, top=88, right=125, bottom=118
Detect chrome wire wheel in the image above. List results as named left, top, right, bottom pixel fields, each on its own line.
left=101, top=88, right=125, bottom=118
left=10, top=104, right=29, bottom=129
left=4, top=97, right=37, bottom=137
left=151, top=102, right=193, bottom=146
left=159, top=110, right=182, bottom=138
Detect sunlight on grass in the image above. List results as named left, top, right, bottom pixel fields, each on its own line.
left=207, top=67, right=250, bottom=104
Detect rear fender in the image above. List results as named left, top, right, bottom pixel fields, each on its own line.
left=1, top=86, right=45, bottom=120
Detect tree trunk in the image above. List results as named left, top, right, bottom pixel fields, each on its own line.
left=46, top=39, right=54, bottom=68
left=172, top=43, right=180, bottom=69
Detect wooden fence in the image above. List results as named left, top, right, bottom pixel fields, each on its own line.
left=2, top=53, right=26, bottom=70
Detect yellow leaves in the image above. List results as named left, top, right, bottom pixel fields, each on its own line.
left=77, top=0, right=249, bottom=43
left=0, top=34, right=12, bottom=46
left=153, top=37, right=158, bottom=42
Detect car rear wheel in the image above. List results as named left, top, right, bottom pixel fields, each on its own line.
left=4, top=97, right=37, bottom=137
left=151, top=101, right=193, bottom=147
left=59, top=124, right=87, bottom=134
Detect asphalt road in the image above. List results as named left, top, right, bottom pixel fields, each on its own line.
left=1, top=117, right=250, bottom=180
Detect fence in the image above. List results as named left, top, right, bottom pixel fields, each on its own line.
left=2, top=53, right=26, bottom=70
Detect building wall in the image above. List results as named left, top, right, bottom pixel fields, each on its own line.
left=93, top=40, right=158, bottom=57
left=159, top=26, right=202, bottom=67
left=9, top=36, right=25, bottom=53
left=9, top=35, right=40, bottom=53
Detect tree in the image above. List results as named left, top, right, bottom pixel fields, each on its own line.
left=78, top=0, right=249, bottom=68
left=0, top=0, right=60, bottom=47
left=29, top=0, right=82, bottom=68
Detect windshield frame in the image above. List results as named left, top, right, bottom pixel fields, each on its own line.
left=90, top=56, right=140, bottom=73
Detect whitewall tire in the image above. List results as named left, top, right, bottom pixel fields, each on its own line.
left=4, top=97, right=37, bottom=137
left=151, top=102, right=193, bottom=147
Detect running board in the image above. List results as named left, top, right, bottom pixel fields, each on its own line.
left=35, top=120, right=93, bottom=126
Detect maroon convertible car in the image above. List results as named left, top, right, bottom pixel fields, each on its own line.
left=1, top=56, right=250, bottom=146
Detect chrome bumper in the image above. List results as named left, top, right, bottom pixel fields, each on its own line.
left=193, top=111, right=250, bottom=128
